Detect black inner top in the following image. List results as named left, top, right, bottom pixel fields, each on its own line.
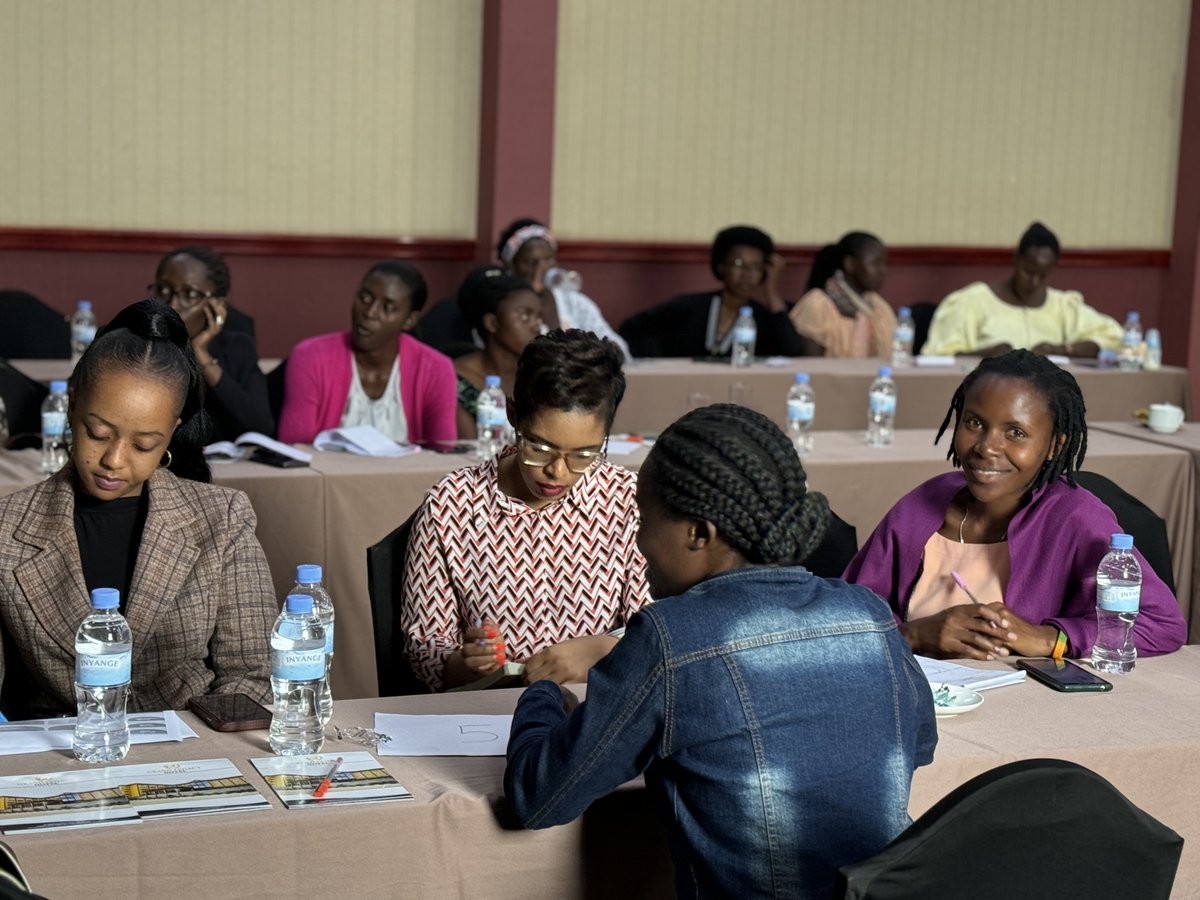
left=73, top=488, right=149, bottom=609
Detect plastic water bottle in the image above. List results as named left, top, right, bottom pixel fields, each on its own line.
left=731, top=307, right=756, bottom=368
left=786, top=373, right=816, bottom=456
left=293, top=565, right=334, bottom=725
left=0, top=394, right=8, bottom=448
left=73, top=588, right=132, bottom=763
left=1144, top=328, right=1162, bottom=371
left=892, top=307, right=915, bottom=367
left=866, top=366, right=897, bottom=448
left=475, top=375, right=508, bottom=461
left=1092, top=534, right=1141, bottom=674
left=40, top=380, right=69, bottom=474
left=545, top=268, right=583, bottom=293
left=269, top=593, right=326, bottom=755
left=1118, top=312, right=1143, bottom=371
left=70, top=300, right=97, bottom=365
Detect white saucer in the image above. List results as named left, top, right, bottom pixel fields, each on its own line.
left=931, top=683, right=985, bottom=717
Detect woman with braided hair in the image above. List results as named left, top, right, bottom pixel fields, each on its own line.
left=506, top=404, right=937, bottom=900
left=845, top=350, right=1185, bottom=660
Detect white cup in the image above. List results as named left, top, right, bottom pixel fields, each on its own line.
left=1148, top=403, right=1185, bottom=434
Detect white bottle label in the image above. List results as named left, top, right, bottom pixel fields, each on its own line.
left=733, top=327, right=756, bottom=344
left=1098, top=584, right=1140, bottom=613
left=273, top=648, right=325, bottom=681
left=869, top=392, right=896, bottom=414
left=72, top=325, right=97, bottom=344
left=894, top=324, right=914, bottom=343
left=479, top=406, right=507, bottom=428
left=787, top=399, right=815, bottom=423
left=324, top=624, right=335, bottom=655
left=42, top=411, right=67, bottom=437
left=77, top=652, right=132, bottom=686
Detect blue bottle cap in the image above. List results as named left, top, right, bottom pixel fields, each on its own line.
left=50, top=380, right=68, bottom=394
left=91, top=587, right=120, bottom=610
left=794, top=372, right=810, bottom=384
left=296, top=564, right=322, bottom=583
left=1127, top=311, right=1140, bottom=320
left=286, top=593, right=314, bottom=614
left=878, top=367, right=893, bottom=378
left=899, top=306, right=911, bottom=316
left=1110, top=533, right=1134, bottom=551
left=484, top=375, right=501, bottom=388
left=738, top=306, right=752, bottom=316
left=78, top=300, right=92, bottom=310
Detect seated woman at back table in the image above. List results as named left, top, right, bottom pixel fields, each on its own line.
left=844, top=350, right=1185, bottom=660
left=496, top=217, right=630, bottom=359
left=789, top=231, right=896, bottom=358
left=401, top=330, right=650, bottom=691
left=504, top=404, right=936, bottom=899
left=149, top=246, right=274, bottom=441
left=923, top=223, right=1123, bottom=358
left=0, top=300, right=276, bottom=718
left=453, top=266, right=543, bottom=439
left=277, top=260, right=456, bottom=445
left=618, top=224, right=808, bottom=358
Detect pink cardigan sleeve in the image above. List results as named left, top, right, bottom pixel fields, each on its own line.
left=278, top=336, right=333, bottom=444
left=400, top=335, right=457, bottom=445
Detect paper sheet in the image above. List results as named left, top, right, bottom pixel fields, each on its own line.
left=0, top=711, right=198, bottom=757
left=374, top=714, right=513, bottom=756
left=915, top=656, right=1027, bottom=691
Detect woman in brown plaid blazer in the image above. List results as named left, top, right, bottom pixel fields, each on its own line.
left=0, top=301, right=275, bottom=719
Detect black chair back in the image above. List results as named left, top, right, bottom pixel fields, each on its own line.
left=265, top=357, right=288, bottom=433
left=801, top=510, right=858, bottom=578
left=0, top=360, right=50, bottom=446
left=0, top=291, right=70, bottom=360
left=366, top=510, right=430, bottom=697
left=836, top=758, right=1183, bottom=899
left=908, top=301, right=938, bottom=356
left=1075, top=471, right=1176, bottom=593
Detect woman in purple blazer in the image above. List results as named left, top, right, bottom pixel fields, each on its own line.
left=844, top=350, right=1185, bottom=661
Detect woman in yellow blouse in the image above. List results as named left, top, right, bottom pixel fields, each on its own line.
left=923, top=223, right=1122, bottom=358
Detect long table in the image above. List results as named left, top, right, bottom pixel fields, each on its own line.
left=3, top=647, right=1200, bottom=899
left=1, top=426, right=1193, bottom=701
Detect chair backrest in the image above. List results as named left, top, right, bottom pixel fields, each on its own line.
left=0, top=291, right=70, bottom=360
left=1074, top=471, right=1176, bottom=593
left=265, top=356, right=288, bottom=433
left=835, top=758, right=1183, bottom=900
left=414, top=296, right=476, bottom=357
left=366, top=509, right=430, bottom=697
left=801, top=509, right=858, bottom=578
left=0, top=359, right=50, bottom=444
left=908, top=301, right=938, bottom=356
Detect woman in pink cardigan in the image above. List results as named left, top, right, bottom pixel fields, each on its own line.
left=278, top=261, right=457, bottom=445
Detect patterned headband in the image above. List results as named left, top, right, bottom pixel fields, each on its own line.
left=500, top=224, right=557, bottom=264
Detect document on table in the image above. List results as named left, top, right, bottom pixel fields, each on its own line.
left=374, top=714, right=513, bottom=756
left=0, top=711, right=198, bottom=756
left=916, top=656, right=1027, bottom=691
left=252, top=751, right=413, bottom=808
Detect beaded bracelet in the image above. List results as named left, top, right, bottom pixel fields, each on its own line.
left=1051, top=629, right=1068, bottom=660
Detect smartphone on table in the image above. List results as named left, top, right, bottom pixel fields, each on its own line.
left=187, top=693, right=273, bottom=731
left=1016, top=658, right=1113, bottom=692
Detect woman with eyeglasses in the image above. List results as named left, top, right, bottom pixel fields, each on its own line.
left=277, top=260, right=456, bottom=445
left=401, top=330, right=651, bottom=691
left=151, top=246, right=274, bottom=441
left=453, top=266, right=543, bottom=439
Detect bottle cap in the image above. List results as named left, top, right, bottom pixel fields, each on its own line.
left=738, top=306, right=752, bottom=316
left=794, top=372, right=810, bottom=384
left=91, top=587, right=120, bottom=610
left=899, top=307, right=911, bottom=316
left=1127, top=311, right=1140, bottom=320
left=78, top=300, right=92, bottom=310
left=484, top=375, right=501, bottom=388
left=296, top=564, right=322, bottom=583
left=878, top=366, right=893, bottom=378
left=286, top=593, right=314, bottom=614
left=1110, top=533, right=1134, bottom=551
left=50, top=380, right=68, bottom=394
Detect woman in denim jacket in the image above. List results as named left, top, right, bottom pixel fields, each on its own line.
left=505, top=404, right=937, bottom=899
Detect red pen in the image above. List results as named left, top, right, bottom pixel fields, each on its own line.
left=312, top=756, right=343, bottom=799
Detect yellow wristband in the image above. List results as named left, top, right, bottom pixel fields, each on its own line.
left=1051, top=630, right=1068, bottom=660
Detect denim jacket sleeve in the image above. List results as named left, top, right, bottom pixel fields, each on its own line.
left=504, top=610, right=667, bottom=828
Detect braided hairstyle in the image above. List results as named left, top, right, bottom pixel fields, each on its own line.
left=511, top=330, right=625, bottom=432
left=157, top=245, right=231, bottom=297
left=71, top=299, right=213, bottom=483
left=805, top=231, right=883, bottom=291
left=935, top=349, right=1087, bottom=490
left=643, top=404, right=830, bottom=565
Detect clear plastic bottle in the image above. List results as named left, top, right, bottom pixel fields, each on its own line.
left=73, top=587, right=132, bottom=763
left=70, top=300, right=97, bottom=366
left=475, top=375, right=508, bottom=462
left=544, top=268, right=583, bottom=293
left=269, top=593, right=326, bottom=755
left=1118, top=312, right=1143, bottom=371
left=40, top=380, right=69, bottom=474
left=1143, top=328, right=1162, bottom=371
left=866, top=366, right=897, bottom=448
left=892, top=306, right=915, bottom=367
left=1092, top=533, right=1141, bottom=674
left=731, top=306, right=756, bottom=368
left=786, top=372, right=815, bottom=457
left=293, top=564, right=334, bottom=725
left=0, top=394, right=8, bottom=448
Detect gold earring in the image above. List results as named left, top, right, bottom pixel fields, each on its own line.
left=160, top=449, right=173, bottom=469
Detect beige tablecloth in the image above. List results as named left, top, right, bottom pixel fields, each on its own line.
left=3, top=648, right=1200, bottom=899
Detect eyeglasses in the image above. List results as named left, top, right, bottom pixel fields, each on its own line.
left=728, top=258, right=765, bottom=275
left=148, top=283, right=213, bottom=309
left=516, top=434, right=606, bottom=474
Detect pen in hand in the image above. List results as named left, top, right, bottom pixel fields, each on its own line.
left=951, top=571, right=982, bottom=605
left=312, top=756, right=343, bottom=799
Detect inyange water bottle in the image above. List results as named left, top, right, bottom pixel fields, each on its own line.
left=476, top=375, right=508, bottom=462
left=73, top=588, right=132, bottom=763
left=1092, top=533, right=1141, bottom=674
left=731, top=307, right=757, bottom=368
left=1118, top=312, right=1143, bottom=371
left=269, top=593, right=326, bottom=755
left=41, top=380, right=69, bottom=474
left=866, top=366, right=897, bottom=448
left=892, top=306, right=915, bottom=367
left=293, top=565, right=335, bottom=724
left=70, top=300, right=97, bottom=366
left=786, top=372, right=815, bottom=456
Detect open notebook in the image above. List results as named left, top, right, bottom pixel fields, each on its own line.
left=915, top=656, right=1027, bottom=691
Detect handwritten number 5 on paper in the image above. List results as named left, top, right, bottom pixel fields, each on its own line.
left=457, top=724, right=499, bottom=743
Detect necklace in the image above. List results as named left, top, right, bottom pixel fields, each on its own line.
left=959, top=500, right=1008, bottom=544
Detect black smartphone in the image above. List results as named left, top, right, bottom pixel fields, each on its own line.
left=416, top=441, right=472, bottom=454
left=187, top=693, right=273, bottom=732
left=1016, top=658, right=1113, bottom=692
left=249, top=447, right=309, bottom=468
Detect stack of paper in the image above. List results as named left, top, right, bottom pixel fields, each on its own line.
left=251, top=751, right=413, bottom=808
left=0, top=711, right=197, bottom=757
left=915, top=656, right=1027, bottom=691
left=313, top=425, right=419, bottom=457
